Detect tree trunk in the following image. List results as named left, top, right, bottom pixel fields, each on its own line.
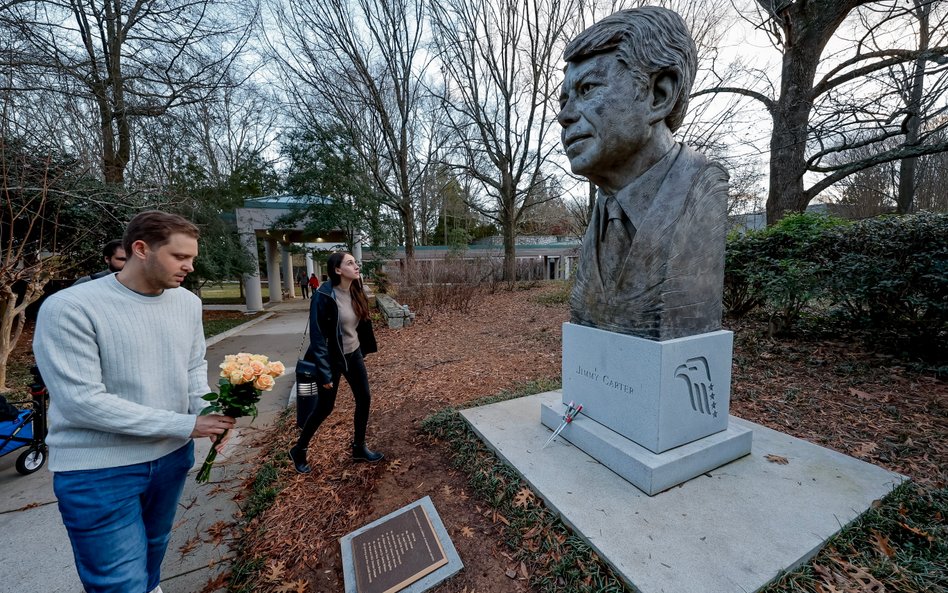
left=92, top=84, right=123, bottom=184
left=897, top=0, right=931, bottom=214
left=499, top=169, right=518, bottom=281
left=766, top=47, right=817, bottom=225
left=0, top=295, right=22, bottom=391
left=402, top=209, right=416, bottom=280
left=0, top=280, right=42, bottom=392
left=502, top=210, right=516, bottom=282
left=762, top=0, right=867, bottom=225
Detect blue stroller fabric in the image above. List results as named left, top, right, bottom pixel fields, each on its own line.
left=0, top=410, right=32, bottom=456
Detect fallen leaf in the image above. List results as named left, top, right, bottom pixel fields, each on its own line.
left=765, top=454, right=789, bottom=465
left=513, top=487, right=535, bottom=509
left=387, top=459, right=402, bottom=472
left=267, top=578, right=302, bottom=593
left=519, top=560, right=529, bottom=579
left=460, top=526, right=475, bottom=538
left=899, top=521, right=935, bottom=541
left=205, top=520, right=228, bottom=544
left=263, top=560, right=287, bottom=582
left=198, top=572, right=228, bottom=593
left=869, top=530, right=895, bottom=558
left=849, top=388, right=873, bottom=401
left=853, top=442, right=879, bottom=457
left=830, top=558, right=885, bottom=592
left=178, top=535, right=200, bottom=555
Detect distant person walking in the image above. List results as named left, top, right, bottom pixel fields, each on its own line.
left=290, top=252, right=383, bottom=473
left=298, top=270, right=310, bottom=299
left=308, top=272, right=319, bottom=292
left=33, top=211, right=236, bottom=593
left=72, top=239, right=127, bottom=285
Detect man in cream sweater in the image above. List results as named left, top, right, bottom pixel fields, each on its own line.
left=34, top=211, right=235, bottom=593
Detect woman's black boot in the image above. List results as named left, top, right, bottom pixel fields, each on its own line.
left=289, top=445, right=312, bottom=474
left=352, top=442, right=384, bottom=463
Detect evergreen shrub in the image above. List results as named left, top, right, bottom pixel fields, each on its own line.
left=724, top=212, right=946, bottom=360
left=725, top=212, right=849, bottom=333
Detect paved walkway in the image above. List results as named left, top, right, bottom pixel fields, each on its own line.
left=0, top=297, right=311, bottom=593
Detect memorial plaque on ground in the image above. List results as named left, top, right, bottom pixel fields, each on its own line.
left=340, top=496, right=463, bottom=593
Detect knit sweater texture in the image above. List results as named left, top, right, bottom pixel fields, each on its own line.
left=333, top=286, right=360, bottom=355
left=33, top=274, right=210, bottom=471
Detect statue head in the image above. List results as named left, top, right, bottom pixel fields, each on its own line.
left=563, top=7, right=697, bottom=132
left=558, top=7, right=698, bottom=191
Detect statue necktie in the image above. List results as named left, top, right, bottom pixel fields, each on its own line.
left=600, top=196, right=632, bottom=285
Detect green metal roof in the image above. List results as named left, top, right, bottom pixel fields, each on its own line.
left=242, top=194, right=331, bottom=209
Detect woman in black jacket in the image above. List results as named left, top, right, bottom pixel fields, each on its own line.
left=289, top=251, right=383, bottom=473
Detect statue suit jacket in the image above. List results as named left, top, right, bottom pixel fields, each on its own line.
left=569, top=143, right=729, bottom=341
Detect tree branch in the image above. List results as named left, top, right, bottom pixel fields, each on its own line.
left=690, top=86, right=776, bottom=113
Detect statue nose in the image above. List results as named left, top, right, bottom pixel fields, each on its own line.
left=558, top=99, right=578, bottom=127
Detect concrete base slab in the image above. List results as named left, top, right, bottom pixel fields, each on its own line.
left=540, top=400, right=752, bottom=495
left=462, top=391, right=904, bottom=593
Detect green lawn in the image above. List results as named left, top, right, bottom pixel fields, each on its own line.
left=200, top=282, right=270, bottom=304
left=203, top=312, right=265, bottom=338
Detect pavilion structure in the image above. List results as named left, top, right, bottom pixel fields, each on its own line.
left=235, top=195, right=357, bottom=312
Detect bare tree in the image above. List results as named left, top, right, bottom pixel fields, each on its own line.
left=0, top=0, right=257, bottom=184
left=0, top=130, right=111, bottom=390
left=914, top=121, right=948, bottom=212
left=267, top=0, right=441, bottom=270
left=430, top=0, right=579, bottom=280
left=695, top=0, right=948, bottom=225
left=886, top=0, right=948, bottom=213
left=132, top=75, right=279, bottom=191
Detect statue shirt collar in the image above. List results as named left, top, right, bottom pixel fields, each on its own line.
left=601, top=142, right=681, bottom=231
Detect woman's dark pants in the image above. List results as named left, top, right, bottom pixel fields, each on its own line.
left=297, top=348, right=371, bottom=449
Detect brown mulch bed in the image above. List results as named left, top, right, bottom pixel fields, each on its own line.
left=235, top=284, right=947, bottom=593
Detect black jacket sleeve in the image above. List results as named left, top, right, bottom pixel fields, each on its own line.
left=306, top=293, right=334, bottom=385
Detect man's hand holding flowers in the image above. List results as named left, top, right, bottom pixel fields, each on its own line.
left=196, top=353, right=285, bottom=483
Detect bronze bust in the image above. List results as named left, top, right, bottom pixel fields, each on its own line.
left=558, top=6, right=729, bottom=341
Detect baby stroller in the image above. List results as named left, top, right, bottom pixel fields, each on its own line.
left=0, top=366, right=48, bottom=475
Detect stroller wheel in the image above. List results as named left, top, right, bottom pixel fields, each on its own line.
left=15, top=447, right=46, bottom=475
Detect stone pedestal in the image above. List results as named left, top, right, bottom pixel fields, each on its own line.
left=546, top=323, right=752, bottom=494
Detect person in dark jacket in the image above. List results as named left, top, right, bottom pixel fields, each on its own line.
left=72, top=239, right=127, bottom=285
left=289, top=251, right=383, bottom=473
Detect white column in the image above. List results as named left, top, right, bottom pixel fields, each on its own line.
left=281, top=244, right=295, bottom=299
left=239, top=227, right=263, bottom=313
left=265, top=237, right=282, bottom=303
left=305, top=244, right=314, bottom=276
left=353, top=233, right=363, bottom=263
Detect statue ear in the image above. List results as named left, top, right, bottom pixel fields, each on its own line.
left=648, top=68, right=681, bottom=125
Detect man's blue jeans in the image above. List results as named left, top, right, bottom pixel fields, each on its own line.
left=54, top=441, right=194, bottom=593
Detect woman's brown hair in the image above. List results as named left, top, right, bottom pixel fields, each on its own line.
left=327, top=251, right=371, bottom=321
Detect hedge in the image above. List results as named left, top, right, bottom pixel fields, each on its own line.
left=724, top=212, right=947, bottom=360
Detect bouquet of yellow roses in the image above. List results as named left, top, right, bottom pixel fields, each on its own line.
left=196, top=353, right=285, bottom=483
